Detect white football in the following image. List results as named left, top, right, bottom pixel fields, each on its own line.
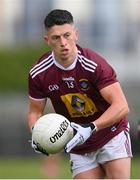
left=32, top=113, right=74, bottom=154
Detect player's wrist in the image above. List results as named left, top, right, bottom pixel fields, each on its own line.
left=81, top=122, right=98, bottom=133
left=88, top=122, right=98, bottom=132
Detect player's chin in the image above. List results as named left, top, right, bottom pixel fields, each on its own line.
left=60, top=54, right=70, bottom=61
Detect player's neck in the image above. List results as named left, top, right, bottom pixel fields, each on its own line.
left=53, top=55, right=78, bottom=70
left=53, top=49, right=78, bottom=69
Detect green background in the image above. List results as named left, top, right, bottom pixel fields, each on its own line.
left=0, top=45, right=49, bottom=92
left=0, top=156, right=139, bottom=179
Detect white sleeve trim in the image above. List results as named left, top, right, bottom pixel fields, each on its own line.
left=29, top=96, right=47, bottom=101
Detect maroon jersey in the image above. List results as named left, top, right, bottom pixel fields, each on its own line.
left=29, top=45, right=128, bottom=154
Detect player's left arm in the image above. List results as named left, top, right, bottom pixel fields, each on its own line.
left=94, top=81, right=129, bottom=130
left=65, top=82, right=129, bottom=153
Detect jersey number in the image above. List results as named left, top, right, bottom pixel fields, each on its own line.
left=66, top=81, right=74, bottom=88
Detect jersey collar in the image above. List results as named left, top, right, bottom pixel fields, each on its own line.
left=52, top=52, right=78, bottom=71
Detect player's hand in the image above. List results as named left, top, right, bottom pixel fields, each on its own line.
left=65, top=122, right=97, bottom=153
left=31, top=126, right=49, bottom=156
left=31, top=138, right=49, bottom=156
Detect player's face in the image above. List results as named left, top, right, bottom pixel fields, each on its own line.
left=44, top=24, right=78, bottom=65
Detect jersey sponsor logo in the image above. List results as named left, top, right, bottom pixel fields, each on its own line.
left=61, top=93, right=98, bottom=117
left=77, top=50, right=98, bottom=73
left=71, top=96, right=85, bottom=112
left=79, top=79, right=89, bottom=91
left=48, top=84, right=59, bottom=91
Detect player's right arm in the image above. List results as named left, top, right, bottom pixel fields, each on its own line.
left=28, top=98, right=49, bottom=155
left=28, top=98, right=47, bottom=131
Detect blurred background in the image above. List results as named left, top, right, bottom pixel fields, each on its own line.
left=0, top=0, right=140, bottom=178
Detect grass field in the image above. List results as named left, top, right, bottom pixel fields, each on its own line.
left=0, top=155, right=139, bottom=179
left=0, top=156, right=71, bottom=179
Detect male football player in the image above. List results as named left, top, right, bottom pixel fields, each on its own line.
left=28, top=9, right=132, bottom=179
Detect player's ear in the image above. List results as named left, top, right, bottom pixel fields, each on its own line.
left=75, top=28, right=79, bottom=41
left=44, top=35, right=50, bottom=45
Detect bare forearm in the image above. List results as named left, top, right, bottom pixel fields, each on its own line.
left=94, top=82, right=130, bottom=130
left=94, top=103, right=129, bottom=130
left=28, top=112, right=43, bottom=131
left=28, top=98, right=46, bottom=131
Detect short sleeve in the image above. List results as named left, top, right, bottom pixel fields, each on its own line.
left=95, top=58, right=118, bottom=90
left=28, top=74, right=47, bottom=100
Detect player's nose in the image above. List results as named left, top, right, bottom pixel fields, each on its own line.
left=60, top=36, right=67, bottom=47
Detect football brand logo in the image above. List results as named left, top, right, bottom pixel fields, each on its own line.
left=49, top=120, right=69, bottom=143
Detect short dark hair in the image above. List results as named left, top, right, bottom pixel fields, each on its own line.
left=44, top=9, right=74, bottom=30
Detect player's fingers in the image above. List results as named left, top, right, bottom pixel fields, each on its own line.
left=65, top=133, right=81, bottom=153
left=70, top=122, right=81, bottom=130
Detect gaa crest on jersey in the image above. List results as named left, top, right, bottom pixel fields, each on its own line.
left=79, top=79, right=89, bottom=91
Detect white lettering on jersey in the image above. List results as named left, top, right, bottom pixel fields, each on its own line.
left=62, top=76, right=75, bottom=88
left=62, top=77, right=75, bottom=81
left=66, top=81, right=74, bottom=88
left=48, top=84, right=59, bottom=91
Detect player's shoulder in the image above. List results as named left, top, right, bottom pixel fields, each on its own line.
left=31, top=51, right=53, bottom=68
left=29, top=51, right=54, bottom=78
left=77, top=45, right=106, bottom=64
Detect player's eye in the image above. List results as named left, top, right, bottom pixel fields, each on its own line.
left=52, top=36, right=60, bottom=40
left=64, top=33, right=71, bottom=39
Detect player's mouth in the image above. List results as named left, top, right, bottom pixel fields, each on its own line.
left=61, top=48, right=69, bottom=55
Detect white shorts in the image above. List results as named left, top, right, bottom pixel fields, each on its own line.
left=70, top=130, right=132, bottom=178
